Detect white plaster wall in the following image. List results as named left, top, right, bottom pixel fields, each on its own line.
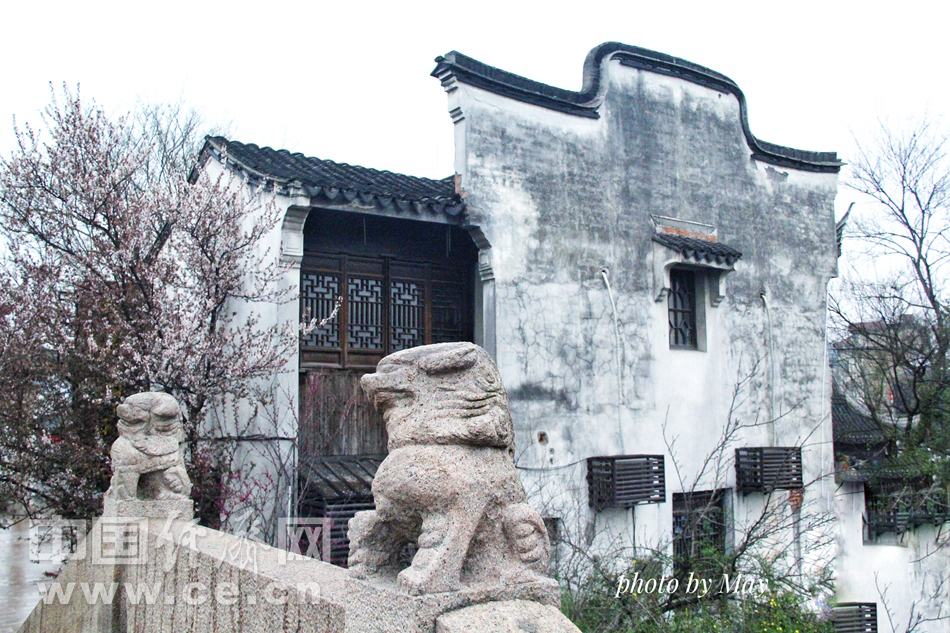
left=198, top=158, right=302, bottom=536
left=835, top=483, right=950, bottom=632
left=448, top=54, right=838, bottom=586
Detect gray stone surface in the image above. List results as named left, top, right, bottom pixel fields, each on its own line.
left=17, top=516, right=566, bottom=633
left=1, top=518, right=61, bottom=633
left=101, top=498, right=193, bottom=521
left=349, top=343, right=553, bottom=598
left=341, top=576, right=559, bottom=633
left=18, top=523, right=121, bottom=633
left=19, top=518, right=346, bottom=633
left=436, top=600, right=582, bottom=633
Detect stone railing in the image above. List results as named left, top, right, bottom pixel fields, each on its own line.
left=20, top=343, right=581, bottom=632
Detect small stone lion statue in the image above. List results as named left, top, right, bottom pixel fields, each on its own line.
left=348, top=342, right=551, bottom=596
left=104, top=392, right=192, bottom=505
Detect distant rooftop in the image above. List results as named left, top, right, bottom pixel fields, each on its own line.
left=832, top=382, right=885, bottom=446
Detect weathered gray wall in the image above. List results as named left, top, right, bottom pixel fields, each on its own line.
left=445, top=54, right=838, bottom=565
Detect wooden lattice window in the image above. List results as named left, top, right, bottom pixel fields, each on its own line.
left=669, top=268, right=697, bottom=348
left=587, top=455, right=665, bottom=510
left=672, top=489, right=726, bottom=578
left=832, top=603, right=877, bottom=633
left=300, top=253, right=471, bottom=368
left=735, top=447, right=804, bottom=493
left=865, top=480, right=950, bottom=538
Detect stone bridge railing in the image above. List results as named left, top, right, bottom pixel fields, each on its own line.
left=19, top=344, right=581, bottom=633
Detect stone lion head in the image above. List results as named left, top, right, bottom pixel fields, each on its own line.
left=116, top=392, right=184, bottom=455
left=361, top=342, right=513, bottom=450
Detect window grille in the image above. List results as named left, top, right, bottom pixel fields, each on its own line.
left=587, top=455, right=665, bottom=510
left=832, top=603, right=877, bottom=633
left=669, top=268, right=697, bottom=348
left=431, top=283, right=466, bottom=344
left=735, top=447, right=804, bottom=493
left=301, top=272, right=341, bottom=349
left=390, top=280, right=424, bottom=351
left=672, top=490, right=726, bottom=578
left=300, top=254, right=471, bottom=368
left=347, top=276, right=384, bottom=350
left=865, top=480, right=950, bottom=537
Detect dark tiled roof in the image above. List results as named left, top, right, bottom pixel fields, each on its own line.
left=833, top=396, right=884, bottom=445
left=652, top=233, right=742, bottom=266
left=202, top=137, right=464, bottom=219
left=832, top=383, right=885, bottom=446
left=832, top=385, right=890, bottom=481
left=432, top=43, right=841, bottom=173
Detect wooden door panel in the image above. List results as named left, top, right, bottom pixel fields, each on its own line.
left=299, top=369, right=387, bottom=459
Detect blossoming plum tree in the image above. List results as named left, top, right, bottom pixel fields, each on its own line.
left=0, top=88, right=297, bottom=527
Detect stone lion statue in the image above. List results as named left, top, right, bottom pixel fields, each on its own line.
left=104, top=392, right=192, bottom=504
left=348, top=342, right=551, bottom=595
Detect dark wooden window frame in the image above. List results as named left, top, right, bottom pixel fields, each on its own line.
left=669, top=268, right=699, bottom=349
left=864, top=479, right=950, bottom=539
left=832, top=603, right=878, bottom=633
left=296, top=455, right=383, bottom=566
left=300, top=252, right=472, bottom=369
left=672, top=489, right=727, bottom=578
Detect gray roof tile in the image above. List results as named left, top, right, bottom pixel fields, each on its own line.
left=652, top=233, right=742, bottom=266
left=201, top=136, right=465, bottom=219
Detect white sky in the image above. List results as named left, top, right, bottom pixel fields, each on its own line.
left=3, top=0, right=948, bottom=226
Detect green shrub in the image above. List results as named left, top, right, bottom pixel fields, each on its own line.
left=561, top=557, right=834, bottom=633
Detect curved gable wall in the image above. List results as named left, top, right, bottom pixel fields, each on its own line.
left=436, top=44, right=838, bottom=528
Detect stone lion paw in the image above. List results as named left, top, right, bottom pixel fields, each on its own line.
left=397, top=566, right=427, bottom=595
left=511, top=529, right=544, bottom=562
left=398, top=566, right=455, bottom=595
left=348, top=558, right=369, bottom=579
left=164, top=473, right=184, bottom=494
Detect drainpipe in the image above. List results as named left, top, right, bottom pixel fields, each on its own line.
left=759, top=290, right=777, bottom=446
left=601, top=268, right=626, bottom=454
left=790, top=488, right=804, bottom=580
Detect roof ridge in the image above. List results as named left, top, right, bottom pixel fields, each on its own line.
left=200, top=136, right=465, bottom=221
left=208, top=136, right=453, bottom=186
left=431, top=43, right=841, bottom=174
